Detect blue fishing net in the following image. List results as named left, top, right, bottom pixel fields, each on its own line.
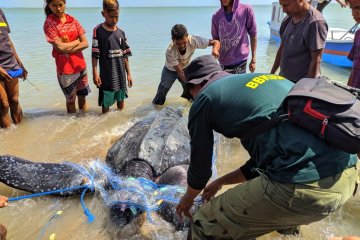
left=64, top=156, right=217, bottom=221
left=42, top=136, right=220, bottom=223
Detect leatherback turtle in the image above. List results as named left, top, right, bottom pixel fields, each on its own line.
left=0, top=107, right=195, bottom=230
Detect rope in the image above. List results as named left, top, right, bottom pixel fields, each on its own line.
left=9, top=184, right=96, bottom=223
left=80, top=188, right=95, bottom=223
left=5, top=159, right=213, bottom=226
left=8, top=185, right=89, bottom=202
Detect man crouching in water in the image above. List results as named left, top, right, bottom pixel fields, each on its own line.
left=0, top=195, right=8, bottom=240
left=176, top=55, right=359, bottom=239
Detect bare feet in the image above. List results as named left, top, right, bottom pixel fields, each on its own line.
left=117, top=101, right=124, bottom=110
left=78, top=96, right=87, bottom=112
left=66, top=102, right=76, bottom=113
left=102, top=106, right=110, bottom=114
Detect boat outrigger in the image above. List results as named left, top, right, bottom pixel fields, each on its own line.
left=268, top=1, right=358, bottom=68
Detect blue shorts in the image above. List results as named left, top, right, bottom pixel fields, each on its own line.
left=7, top=68, right=23, bottom=78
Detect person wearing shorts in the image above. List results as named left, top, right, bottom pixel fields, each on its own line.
left=92, top=0, right=133, bottom=113
left=0, top=8, right=28, bottom=128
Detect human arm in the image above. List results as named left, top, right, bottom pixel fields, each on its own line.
left=71, top=34, right=89, bottom=52
left=208, top=39, right=220, bottom=59
left=330, top=237, right=360, bottom=240
left=64, top=18, right=88, bottom=53
left=91, top=27, right=101, bottom=87
left=202, top=167, right=247, bottom=202
left=271, top=16, right=293, bottom=74
left=51, top=38, right=80, bottom=53
left=306, top=49, right=323, bottom=78
left=0, top=196, right=8, bottom=208
left=52, top=34, right=88, bottom=54
left=270, top=42, right=284, bottom=74
left=92, top=57, right=101, bottom=87
left=211, top=15, right=221, bottom=59
left=176, top=185, right=202, bottom=219
left=8, top=38, right=28, bottom=80
left=211, top=14, right=220, bottom=41
left=306, top=20, right=328, bottom=78
left=347, top=34, right=355, bottom=87
left=202, top=156, right=260, bottom=201
left=249, top=36, right=257, bottom=73
left=124, top=58, right=133, bottom=88
left=173, top=64, right=186, bottom=82
left=335, top=0, right=348, bottom=7
left=347, top=70, right=354, bottom=87
left=191, top=35, right=219, bottom=58
left=120, top=33, right=133, bottom=88
left=246, top=7, right=258, bottom=73
left=176, top=95, right=214, bottom=218
left=0, top=67, right=13, bottom=82
left=165, top=47, right=185, bottom=81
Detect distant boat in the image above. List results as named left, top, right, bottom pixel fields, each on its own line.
left=268, top=1, right=357, bottom=68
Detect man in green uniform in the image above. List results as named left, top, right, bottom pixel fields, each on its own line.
left=176, top=55, right=359, bottom=239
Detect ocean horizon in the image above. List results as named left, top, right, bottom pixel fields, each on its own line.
left=0, top=4, right=273, bottom=9
left=0, top=0, right=344, bottom=8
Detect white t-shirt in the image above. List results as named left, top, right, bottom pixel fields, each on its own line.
left=165, top=35, right=209, bottom=71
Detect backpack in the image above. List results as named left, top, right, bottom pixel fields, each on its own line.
left=240, top=77, right=360, bottom=154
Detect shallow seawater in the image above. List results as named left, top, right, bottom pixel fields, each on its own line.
left=0, top=5, right=359, bottom=240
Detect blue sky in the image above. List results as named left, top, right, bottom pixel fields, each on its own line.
left=0, top=0, right=271, bottom=8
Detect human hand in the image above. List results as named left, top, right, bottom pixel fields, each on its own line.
left=60, top=35, right=70, bottom=43
left=176, top=192, right=195, bottom=220
left=249, top=61, right=256, bottom=73
left=0, top=196, right=8, bottom=208
left=127, top=75, right=133, bottom=88
left=21, top=66, right=28, bottom=80
left=202, top=180, right=222, bottom=203
left=339, top=0, right=348, bottom=7
left=212, top=49, right=220, bottom=59
left=93, top=75, right=102, bottom=88
left=0, top=67, right=12, bottom=82
left=330, top=237, right=360, bottom=240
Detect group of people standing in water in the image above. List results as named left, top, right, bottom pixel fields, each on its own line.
left=43, top=0, right=133, bottom=114
left=1, top=0, right=360, bottom=239
left=0, top=0, right=132, bottom=129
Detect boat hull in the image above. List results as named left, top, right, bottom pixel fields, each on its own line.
left=322, top=41, right=353, bottom=68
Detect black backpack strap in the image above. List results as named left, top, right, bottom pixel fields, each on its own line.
left=240, top=114, right=289, bottom=139
left=333, top=81, right=360, bottom=100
